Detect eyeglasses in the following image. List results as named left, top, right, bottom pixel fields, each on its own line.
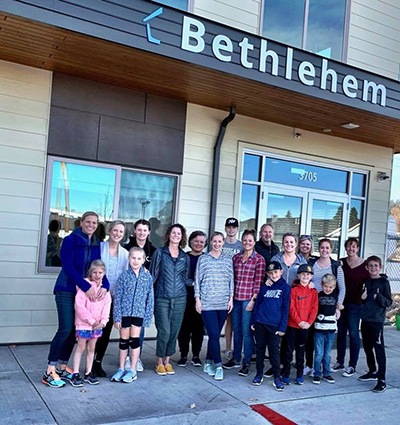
left=300, top=235, right=313, bottom=241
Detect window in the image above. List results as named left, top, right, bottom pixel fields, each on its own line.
left=40, top=157, right=178, bottom=271
left=152, top=0, right=189, bottom=11
left=262, top=0, right=347, bottom=61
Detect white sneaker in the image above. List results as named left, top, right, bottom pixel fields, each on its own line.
left=303, top=366, right=312, bottom=376
left=309, top=369, right=315, bottom=378
left=125, top=356, right=131, bottom=371
left=224, top=350, right=233, bottom=360
left=343, top=366, right=355, bottom=377
left=137, top=358, right=144, bottom=372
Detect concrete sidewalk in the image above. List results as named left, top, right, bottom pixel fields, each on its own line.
left=1, top=326, right=399, bottom=425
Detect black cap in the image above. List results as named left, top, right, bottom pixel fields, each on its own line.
left=266, top=261, right=282, bottom=272
left=297, top=264, right=314, bottom=275
left=225, top=217, right=239, bottom=227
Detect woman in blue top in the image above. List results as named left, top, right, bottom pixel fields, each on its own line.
left=42, top=211, right=109, bottom=388
left=150, top=223, right=190, bottom=376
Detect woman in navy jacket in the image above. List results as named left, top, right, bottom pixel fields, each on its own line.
left=42, top=211, right=109, bottom=388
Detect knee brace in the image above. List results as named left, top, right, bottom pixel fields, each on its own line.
left=119, top=338, right=129, bottom=351
left=129, top=337, right=140, bottom=349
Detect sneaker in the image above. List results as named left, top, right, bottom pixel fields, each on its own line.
left=223, top=359, right=240, bottom=369
left=208, top=364, right=216, bottom=377
left=263, top=367, right=273, bottom=378
left=309, top=369, right=315, bottom=378
left=331, top=362, right=344, bottom=372
left=191, top=356, right=202, bottom=367
left=155, top=364, right=167, bottom=376
left=203, top=361, right=212, bottom=374
left=70, top=373, right=84, bottom=387
left=137, top=358, right=144, bottom=372
left=250, top=355, right=257, bottom=364
left=372, top=380, right=387, bottom=393
left=281, top=376, right=291, bottom=385
left=165, top=363, right=175, bottom=375
left=177, top=357, right=188, bottom=367
left=111, top=368, right=126, bottom=382
left=358, top=372, right=378, bottom=382
left=323, top=375, right=335, bottom=384
left=303, top=366, right=312, bottom=376
left=84, top=372, right=99, bottom=385
left=124, top=356, right=131, bottom=371
left=92, top=361, right=106, bottom=378
left=295, top=376, right=304, bottom=385
left=252, top=374, right=264, bottom=386
left=312, top=376, right=321, bottom=385
left=214, top=366, right=224, bottom=381
left=224, top=349, right=233, bottom=360
left=343, top=366, right=356, bottom=377
left=273, top=378, right=285, bottom=391
left=42, top=371, right=65, bottom=388
left=56, top=368, right=73, bottom=382
left=238, top=364, right=250, bottom=377
left=122, top=369, right=137, bottom=383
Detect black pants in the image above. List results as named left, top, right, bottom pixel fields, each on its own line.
left=361, top=320, right=386, bottom=381
left=281, top=326, right=308, bottom=378
left=305, top=325, right=315, bottom=368
left=94, top=302, right=114, bottom=362
left=254, top=323, right=281, bottom=379
left=178, top=292, right=204, bottom=358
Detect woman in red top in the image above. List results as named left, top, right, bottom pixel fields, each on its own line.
left=223, top=229, right=266, bottom=377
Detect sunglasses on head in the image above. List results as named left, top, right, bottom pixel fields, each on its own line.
left=300, top=235, right=313, bottom=241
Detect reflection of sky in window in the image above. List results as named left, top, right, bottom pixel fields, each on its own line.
left=243, top=154, right=261, bottom=181
left=262, top=0, right=305, bottom=48
left=50, top=162, right=116, bottom=219
left=240, top=184, right=259, bottom=221
left=152, top=0, right=188, bottom=10
left=312, top=200, right=342, bottom=220
left=119, top=171, right=176, bottom=222
left=352, top=173, right=366, bottom=197
left=307, top=0, right=346, bottom=59
left=267, top=193, right=302, bottom=218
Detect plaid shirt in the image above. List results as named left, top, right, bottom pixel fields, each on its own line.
left=233, top=251, right=266, bottom=301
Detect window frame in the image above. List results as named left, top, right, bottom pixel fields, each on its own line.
left=38, top=156, right=180, bottom=273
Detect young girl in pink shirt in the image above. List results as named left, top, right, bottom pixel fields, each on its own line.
left=72, top=260, right=111, bottom=387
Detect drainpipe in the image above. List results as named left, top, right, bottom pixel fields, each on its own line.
left=208, top=105, right=237, bottom=237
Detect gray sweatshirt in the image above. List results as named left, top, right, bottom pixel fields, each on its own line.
left=194, top=252, right=234, bottom=311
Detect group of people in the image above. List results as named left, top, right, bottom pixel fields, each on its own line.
left=41, top=212, right=393, bottom=395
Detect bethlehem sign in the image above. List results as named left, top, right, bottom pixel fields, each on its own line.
left=180, top=16, right=386, bottom=107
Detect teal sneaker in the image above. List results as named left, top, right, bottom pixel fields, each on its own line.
left=56, top=368, right=73, bottom=382
left=214, top=367, right=224, bottom=381
left=122, top=369, right=137, bottom=383
left=203, top=361, right=212, bottom=374
left=42, top=371, right=65, bottom=388
left=207, top=364, right=216, bottom=377
left=111, top=368, right=126, bottom=382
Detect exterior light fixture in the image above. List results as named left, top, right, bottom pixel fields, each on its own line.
left=377, top=171, right=390, bottom=182
left=341, top=122, right=360, bottom=129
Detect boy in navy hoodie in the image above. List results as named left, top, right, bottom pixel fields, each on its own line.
left=251, top=261, right=290, bottom=391
left=358, top=256, right=392, bottom=393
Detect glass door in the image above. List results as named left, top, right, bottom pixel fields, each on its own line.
left=307, top=194, right=349, bottom=259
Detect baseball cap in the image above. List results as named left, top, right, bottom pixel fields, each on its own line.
left=225, top=217, right=239, bottom=227
left=266, top=261, right=282, bottom=272
left=297, top=264, right=314, bottom=275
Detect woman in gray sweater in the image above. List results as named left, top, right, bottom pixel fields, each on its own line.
left=195, top=231, right=234, bottom=381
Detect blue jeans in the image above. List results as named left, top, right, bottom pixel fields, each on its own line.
left=336, top=303, right=362, bottom=368
left=47, top=291, right=76, bottom=366
left=202, top=310, right=227, bottom=366
left=313, top=331, right=335, bottom=377
left=232, top=299, right=253, bottom=364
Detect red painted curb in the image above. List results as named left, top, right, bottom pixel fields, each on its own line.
left=251, top=404, right=297, bottom=425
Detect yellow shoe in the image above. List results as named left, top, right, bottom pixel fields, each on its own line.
left=155, top=364, right=167, bottom=376
left=164, top=363, right=175, bottom=375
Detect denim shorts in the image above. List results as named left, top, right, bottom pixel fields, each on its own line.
left=75, top=329, right=103, bottom=339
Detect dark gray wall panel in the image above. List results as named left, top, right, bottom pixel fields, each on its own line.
left=52, top=73, right=146, bottom=121
left=48, top=107, right=100, bottom=159
left=98, top=116, right=184, bottom=174
left=146, top=94, right=186, bottom=131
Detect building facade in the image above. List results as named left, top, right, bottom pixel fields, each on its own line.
left=0, top=0, right=399, bottom=344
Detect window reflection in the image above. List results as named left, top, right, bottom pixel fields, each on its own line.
left=349, top=199, right=363, bottom=241
left=240, top=184, right=259, bottom=231
left=352, top=173, right=366, bottom=197
left=263, top=0, right=305, bottom=48
left=152, top=0, right=188, bottom=10
left=243, top=153, right=261, bottom=182
left=118, top=170, right=177, bottom=247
